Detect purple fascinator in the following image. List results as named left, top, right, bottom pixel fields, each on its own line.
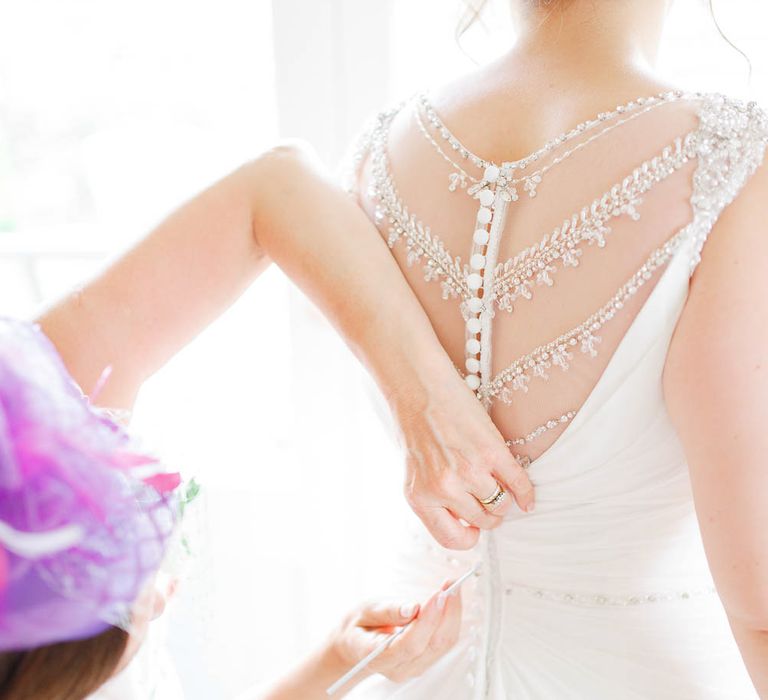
left=0, top=318, right=180, bottom=652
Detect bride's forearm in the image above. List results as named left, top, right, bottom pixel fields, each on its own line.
left=244, top=142, right=458, bottom=419
left=730, top=620, right=768, bottom=698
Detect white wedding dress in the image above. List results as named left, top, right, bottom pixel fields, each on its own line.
left=346, top=91, right=768, bottom=699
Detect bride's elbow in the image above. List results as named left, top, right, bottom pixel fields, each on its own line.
left=251, top=139, right=320, bottom=177
left=233, top=140, right=325, bottom=210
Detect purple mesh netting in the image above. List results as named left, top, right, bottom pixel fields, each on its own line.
left=0, top=318, right=179, bottom=651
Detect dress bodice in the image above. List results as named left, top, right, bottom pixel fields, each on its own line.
left=347, top=92, right=768, bottom=699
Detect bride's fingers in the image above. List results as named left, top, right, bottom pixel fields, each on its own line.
left=465, top=471, right=512, bottom=519
left=453, top=493, right=504, bottom=530
left=490, top=449, right=536, bottom=513
left=416, top=504, right=479, bottom=550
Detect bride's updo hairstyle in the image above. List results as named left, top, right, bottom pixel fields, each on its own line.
left=457, top=0, right=565, bottom=37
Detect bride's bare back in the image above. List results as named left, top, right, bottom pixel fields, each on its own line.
left=354, top=66, right=725, bottom=464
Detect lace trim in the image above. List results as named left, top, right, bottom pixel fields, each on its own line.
left=491, top=133, right=697, bottom=312
left=479, top=228, right=689, bottom=404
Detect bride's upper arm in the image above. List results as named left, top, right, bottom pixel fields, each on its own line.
left=664, top=157, right=768, bottom=630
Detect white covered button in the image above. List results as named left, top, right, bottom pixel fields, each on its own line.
left=466, top=318, right=482, bottom=334
left=473, top=228, right=490, bottom=246
left=465, top=338, right=481, bottom=354
left=470, top=253, right=486, bottom=270
left=465, top=374, right=481, bottom=391
left=468, top=296, right=484, bottom=313
left=478, top=189, right=495, bottom=207
left=484, top=164, right=500, bottom=182
left=477, top=207, right=492, bottom=225
left=465, top=357, right=480, bottom=373
left=467, top=273, right=483, bottom=291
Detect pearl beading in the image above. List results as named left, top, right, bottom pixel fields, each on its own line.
left=505, top=411, right=577, bottom=447
left=414, top=105, right=477, bottom=192
left=418, top=91, right=690, bottom=194
left=504, top=581, right=718, bottom=608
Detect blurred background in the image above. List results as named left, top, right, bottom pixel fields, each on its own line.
left=0, top=0, right=766, bottom=697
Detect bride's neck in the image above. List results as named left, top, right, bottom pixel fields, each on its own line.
left=508, top=0, right=672, bottom=79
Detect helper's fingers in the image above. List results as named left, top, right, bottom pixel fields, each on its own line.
left=491, top=449, right=535, bottom=513
left=383, top=591, right=442, bottom=666
left=356, top=601, right=420, bottom=630
left=384, top=582, right=463, bottom=682
left=419, top=583, right=463, bottom=664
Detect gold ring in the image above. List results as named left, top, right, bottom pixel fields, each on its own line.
left=478, top=482, right=506, bottom=511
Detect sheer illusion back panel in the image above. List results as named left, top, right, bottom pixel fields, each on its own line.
left=357, top=94, right=701, bottom=462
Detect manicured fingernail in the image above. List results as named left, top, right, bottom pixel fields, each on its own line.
left=400, top=603, right=418, bottom=618
left=437, top=593, right=447, bottom=611
left=525, top=502, right=535, bottom=513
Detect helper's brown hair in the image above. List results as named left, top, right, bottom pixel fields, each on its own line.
left=0, top=627, right=129, bottom=700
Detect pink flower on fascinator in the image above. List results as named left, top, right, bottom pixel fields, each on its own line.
left=0, top=318, right=181, bottom=652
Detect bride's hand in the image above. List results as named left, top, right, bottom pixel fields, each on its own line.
left=393, top=372, right=535, bottom=551
left=331, top=582, right=462, bottom=685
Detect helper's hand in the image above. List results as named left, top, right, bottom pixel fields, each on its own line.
left=331, top=581, right=462, bottom=685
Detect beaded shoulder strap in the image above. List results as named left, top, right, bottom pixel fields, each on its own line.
left=685, top=94, right=768, bottom=271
